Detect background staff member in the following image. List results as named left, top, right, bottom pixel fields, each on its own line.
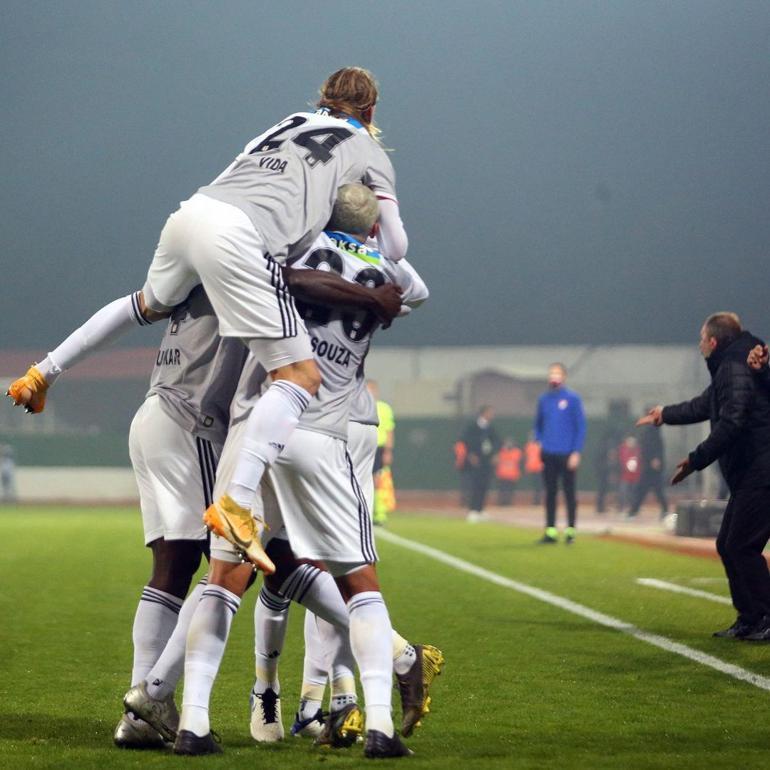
left=462, top=405, right=501, bottom=523
left=534, top=363, right=586, bottom=544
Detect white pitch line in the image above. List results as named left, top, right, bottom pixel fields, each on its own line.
left=636, top=577, right=733, bottom=605
left=377, top=530, right=770, bottom=692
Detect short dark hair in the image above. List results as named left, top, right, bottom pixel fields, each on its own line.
left=704, top=312, right=742, bottom=347
left=478, top=404, right=493, bottom=416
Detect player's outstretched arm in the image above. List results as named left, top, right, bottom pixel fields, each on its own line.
left=6, top=290, right=164, bottom=413
left=376, top=198, right=408, bottom=262
left=282, top=267, right=402, bottom=326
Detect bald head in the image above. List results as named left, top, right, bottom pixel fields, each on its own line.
left=327, top=184, right=379, bottom=238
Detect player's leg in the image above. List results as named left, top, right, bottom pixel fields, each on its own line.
left=292, top=611, right=332, bottom=739
left=119, top=401, right=211, bottom=748
left=250, top=581, right=291, bottom=742
left=170, top=196, right=319, bottom=567
left=330, top=563, right=410, bottom=758
left=173, top=555, right=256, bottom=755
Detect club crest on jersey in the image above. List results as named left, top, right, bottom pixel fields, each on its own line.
left=558, top=399, right=569, bottom=410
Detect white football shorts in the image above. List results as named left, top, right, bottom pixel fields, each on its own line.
left=144, top=193, right=312, bottom=368
left=129, top=395, right=220, bottom=544
left=210, top=419, right=376, bottom=566
left=347, top=421, right=377, bottom=514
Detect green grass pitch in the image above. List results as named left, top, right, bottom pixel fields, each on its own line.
left=2, top=506, right=770, bottom=769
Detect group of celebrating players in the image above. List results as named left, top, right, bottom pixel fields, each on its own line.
left=7, top=67, right=444, bottom=759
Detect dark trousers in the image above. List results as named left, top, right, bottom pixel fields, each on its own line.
left=715, top=487, right=770, bottom=622
left=468, top=464, right=493, bottom=512
left=630, top=470, right=668, bottom=514
left=497, top=479, right=516, bottom=506
left=458, top=469, right=472, bottom=508
left=542, top=453, right=577, bottom=529
left=596, top=471, right=608, bottom=513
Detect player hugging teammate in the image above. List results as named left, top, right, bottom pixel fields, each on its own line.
left=7, top=68, right=443, bottom=760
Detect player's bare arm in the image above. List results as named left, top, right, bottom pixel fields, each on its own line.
left=282, top=266, right=402, bottom=326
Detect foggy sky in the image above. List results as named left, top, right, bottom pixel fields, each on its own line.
left=2, top=0, right=769, bottom=349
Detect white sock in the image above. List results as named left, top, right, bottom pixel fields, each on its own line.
left=319, top=616, right=357, bottom=712
left=281, top=565, right=348, bottom=628
left=179, top=585, right=240, bottom=737
left=347, top=592, right=394, bottom=737
left=299, top=611, right=328, bottom=716
left=145, top=578, right=207, bottom=700
left=253, top=586, right=291, bottom=694
left=131, top=586, right=183, bottom=686
left=227, top=380, right=311, bottom=508
left=392, top=635, right=417, bottom=677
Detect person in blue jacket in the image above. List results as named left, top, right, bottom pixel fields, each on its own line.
left=534, top=363, right=586, bottom=544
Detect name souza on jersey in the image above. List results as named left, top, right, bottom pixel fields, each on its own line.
left=311, top=336, right=352, bottom=367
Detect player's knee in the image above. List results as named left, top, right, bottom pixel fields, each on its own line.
left=272, top=359, right=321, bottom=396
left=148, top=539, right=203, bottom=596
left=208, top=558, right=253, bottom=597
left=264, top=538, right=302, bottom=589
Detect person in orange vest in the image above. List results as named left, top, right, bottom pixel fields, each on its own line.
left=496, top=437, right=522, bottom=506
left=524, top=431, right=544, bottom=505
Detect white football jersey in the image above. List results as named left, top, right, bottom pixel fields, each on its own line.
left=198, top=110, right=397, bottom=262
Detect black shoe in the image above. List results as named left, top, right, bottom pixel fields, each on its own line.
left=537, top=534, right=558, bottom=545
left=173, top=730, right=222, bottom=755
left=363, top=729, right=413, bottom=759
left=712, top=618, right=756, bottom=639
left=744, top=616, right=770, bottom=642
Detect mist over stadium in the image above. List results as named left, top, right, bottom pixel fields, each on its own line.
left=2, top=2, right=770, bottom=767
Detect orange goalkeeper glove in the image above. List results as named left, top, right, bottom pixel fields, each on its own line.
left=6, top=365, right=49, bottom=413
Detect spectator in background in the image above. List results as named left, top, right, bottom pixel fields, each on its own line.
left=534, top=363, right=587, bottom=544
left=524, top=431, right=544, bottom=505
left=367, top=380, right=396, bottom=526
left=454, top=439, right=471, bottom=508
left=594, top=428, right=619, bottom=513
left=630, top=417, right=668, bottom=518
left=462, top=405, right=501, bottom=523
left=0, top=444, right=16, bottom=503
left=617, top=434, right=641, bottom=513
left=496, top=437, right=522, bottom=506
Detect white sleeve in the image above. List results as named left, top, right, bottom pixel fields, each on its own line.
left=376, top=198, right=408, bottom=262
left=38, top=292, right=152, bottom=384
left=381, top=257, right=429, bottom=309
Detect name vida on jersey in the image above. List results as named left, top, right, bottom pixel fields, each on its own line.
left=258, top=156, right=288, bottom=173
left=156, top=348, right=181, bottom=366
left=310, top=336, right=352, bottom=367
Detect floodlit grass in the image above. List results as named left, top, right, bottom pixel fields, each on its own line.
left=1, top=506, right=769, bottom=769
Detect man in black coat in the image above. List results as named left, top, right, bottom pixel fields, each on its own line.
left=461, top=405, right=501, bottom=523
left=637, top=312, right=770, bottom=640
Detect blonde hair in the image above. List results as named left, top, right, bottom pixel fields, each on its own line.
left=318, top=67, right=381, bottom=139
left=327, top=184, right=379, bottom=237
